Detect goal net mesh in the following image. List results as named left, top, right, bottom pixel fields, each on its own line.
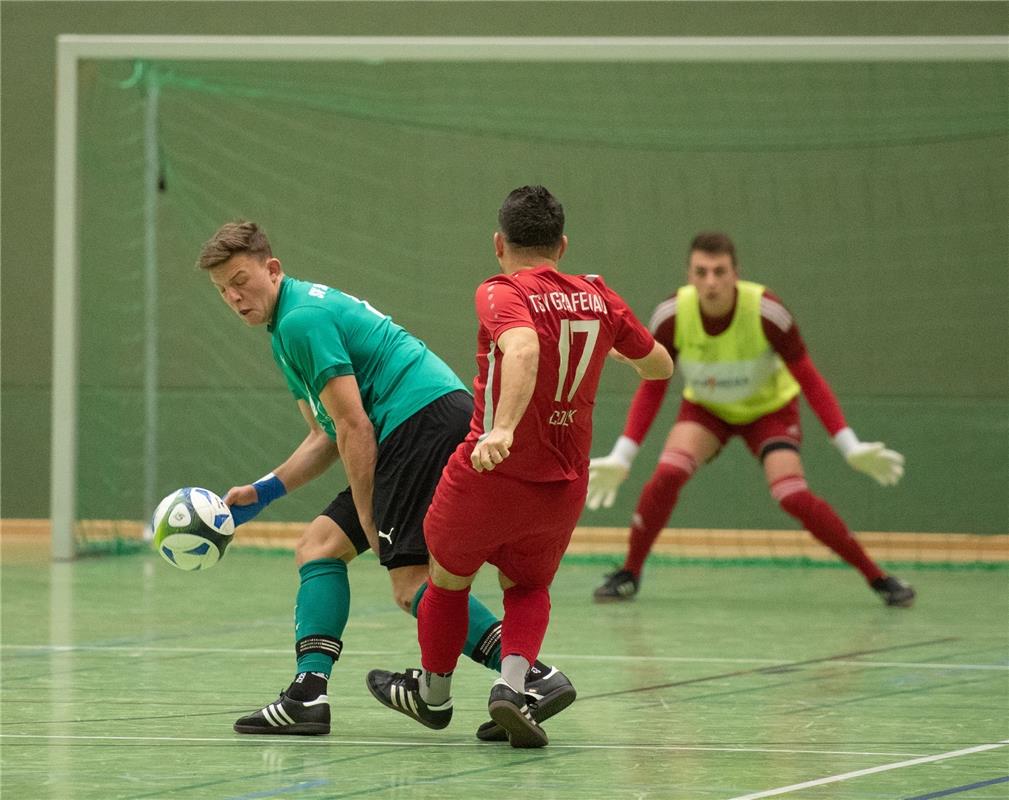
left=72, top=55, right=1008, bottom=563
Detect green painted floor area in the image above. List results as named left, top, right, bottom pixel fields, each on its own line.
left=2, top=551, right=1007, bottom=799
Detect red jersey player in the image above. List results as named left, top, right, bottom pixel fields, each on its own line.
left=586, top=232, right=914, bottom=608
left=367, top=186, right=673, bottom=747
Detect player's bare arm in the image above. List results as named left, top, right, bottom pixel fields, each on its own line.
left=223, top=401, right=339, bottom=508
left=472, top=325, right=539, bottom=473
left=319, top=374, right=380, bottom=550
left=625, top=341, right=674, bottom=381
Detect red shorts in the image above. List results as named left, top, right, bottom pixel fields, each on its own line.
left=423, top=451, right=589, bottom=588
left=676, top=397, right=802, bottom=459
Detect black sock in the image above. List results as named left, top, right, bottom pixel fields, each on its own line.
left=286, top=671, right=328, bottom=701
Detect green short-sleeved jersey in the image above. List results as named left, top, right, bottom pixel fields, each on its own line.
left=268, top=276, right=467, bottom=442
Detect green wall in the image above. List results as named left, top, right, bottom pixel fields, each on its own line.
left=3, top=2, right=1007, bottom=536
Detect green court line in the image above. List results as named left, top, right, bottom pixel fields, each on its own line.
left=781, top=672, right=1007, bottom=716
left=77, top=540, right=1009, bottom=570
left=905, top=775, right=1009, bottom=800
left=564, top=553, right=1009, bottom=571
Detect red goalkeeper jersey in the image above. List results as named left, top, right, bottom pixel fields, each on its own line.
left=466, top=265, right=655, bottom=482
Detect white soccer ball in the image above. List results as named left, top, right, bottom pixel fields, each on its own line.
left=151, top=487, right=235, bottom=571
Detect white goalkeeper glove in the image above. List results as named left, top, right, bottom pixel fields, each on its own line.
left=833, top=427, right=905, bottom=487
left=586, top=436, right=640, bottom=510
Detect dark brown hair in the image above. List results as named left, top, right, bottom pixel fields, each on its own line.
left=689, top=231, right=737, bottom=266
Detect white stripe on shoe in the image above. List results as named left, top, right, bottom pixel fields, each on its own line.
left=261, top=704, right=281, bottom=727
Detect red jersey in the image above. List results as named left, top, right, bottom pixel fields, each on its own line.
left=466, top=265, right=655, bottom=482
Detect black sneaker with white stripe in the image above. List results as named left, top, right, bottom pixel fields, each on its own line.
left=366, top=668, right=453, bottom=730
left=233, top=691, right=330, bottom=735
left=487, top=678, right=548, bottom=748
left=475, top=665, right=576, bottom=742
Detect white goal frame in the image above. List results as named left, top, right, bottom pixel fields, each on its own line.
left=51, top=34, right=1008, bottom=560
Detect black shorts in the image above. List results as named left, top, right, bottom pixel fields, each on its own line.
left=320, top=390, right=473, bottom=569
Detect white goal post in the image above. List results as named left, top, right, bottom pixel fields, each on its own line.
left=51, top=34, right=1008, bottom=560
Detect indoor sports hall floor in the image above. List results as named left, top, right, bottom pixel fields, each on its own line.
left=2, top=544, right=1007, bottom=800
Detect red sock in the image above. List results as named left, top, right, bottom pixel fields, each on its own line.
left=501, top=585, right=551, bottom=666
left=772, top=475, right=885, bottom=582
left=623, top=450, right=697, bottom=576
left=418, top=582, right=469, bottom=674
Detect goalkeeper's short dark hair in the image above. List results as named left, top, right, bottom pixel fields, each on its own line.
left=197, top=220, right=272, bottom=270
left=498, top=186, right=565, bottom=255
left=689, top=231, right=737, bottom=266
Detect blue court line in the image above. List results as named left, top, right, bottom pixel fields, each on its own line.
left=904, top=775, right=1009, bottom=800
left=227, top=780, right=329, bottom=800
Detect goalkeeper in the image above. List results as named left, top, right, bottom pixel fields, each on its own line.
left=587, top=232, right=915, bottom=607
left=196, top=221, right=575, bottom=737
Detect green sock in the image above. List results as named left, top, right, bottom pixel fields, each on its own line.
left=294, top=558, right=350, bottom=677
left=411, top=581, right=502, bottom=672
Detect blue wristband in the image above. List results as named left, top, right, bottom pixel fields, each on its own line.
left=229, top=473, right=287, bottom=527
left=253, top=473, right=287, bottom=505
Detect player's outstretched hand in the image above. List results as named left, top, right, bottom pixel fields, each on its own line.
left=585, top=435, right=641, bottom=510
left=845, top=441, right=905, bottom=487
left=586, top=454, right=630, bottom=510
left=223, top=473, right=288, bottom=526
left=224, top=485, right=260, bottom=526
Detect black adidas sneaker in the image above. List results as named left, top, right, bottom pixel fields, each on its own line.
left=475, top=666, right=575, bottom=742
left=233, top=691, right=330, bottom=735
left=487, top=679, right=548, bottom=748
left=366, top=668, right=453, bottom=730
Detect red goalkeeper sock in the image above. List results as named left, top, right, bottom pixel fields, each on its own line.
left=623, top=450, right=696, bottom=576
left=772, top=475, right=885, bottom=582
left=501, top=585, right=551, bottom=666
left=418, top=582, right=470, bottom=675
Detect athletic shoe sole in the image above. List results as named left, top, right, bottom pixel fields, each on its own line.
left=233, top=721, right=329, bottom=735
left=488, top=697, right=548, bottom=749
left=477, top=679, right=576, bottom=741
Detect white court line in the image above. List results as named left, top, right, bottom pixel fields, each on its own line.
left=0, top=733, right=926, bottom=757
left=4, top=645, right=1006, bottom=671
left=0, top=645, right=396, bottom=656
left=726, top=739, right=1009, bottom=800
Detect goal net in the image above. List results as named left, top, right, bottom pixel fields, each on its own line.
left=56, top=36, right=1009, bottom=564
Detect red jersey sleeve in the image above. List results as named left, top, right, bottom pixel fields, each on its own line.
left=759, top=288, right=846, bottom=435
left=622, top=378, right=671, bottom=444
left=598, top=282, right=654, bottom=360
left=786, top=353, right=848, bottom=436
left=474, top=277, right=535, bottom=340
